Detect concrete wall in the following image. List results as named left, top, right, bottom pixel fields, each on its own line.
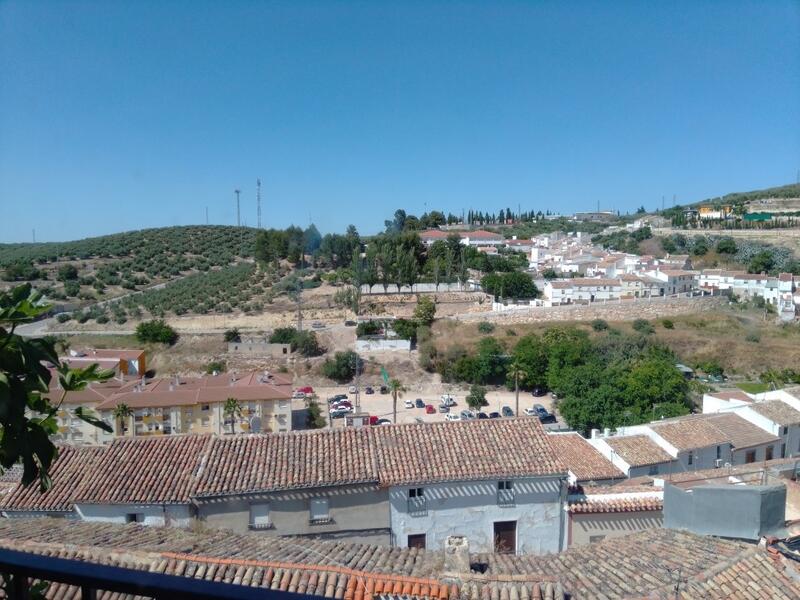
left=663, top=483, right=786, bottom=540
left=355, top=338, right=411, bottom=352
left=360, top=283, right=479, bottom=295
left=74, top=503, right=194, bottom=527
left=568, top=510, right=663, bottom=547
left=227, top=342, right=291, bottom=357
left=389, top=476, right=566, bottom=554
left=197, top=484, right=390, bottom=544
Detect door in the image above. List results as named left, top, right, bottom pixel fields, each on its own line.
left=493, top=521, right=516, bottom=554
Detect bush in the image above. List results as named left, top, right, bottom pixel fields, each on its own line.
left=745, top=332, right=760, bottom=343
left=269, top=327, right=297, bottom=344
left=135, top=319, right=179, bottom=345
left=322, top=350, right=361, bottom=383
left=205, top=360, right=227, bottom=374
left=466, top=384, right=488, bottom=410
left=632, top=319, right=655, bottom=335
left=57, top=264, right=79, bottom=281
left=392, top=318, right=417, bottom=341
left=56, top=313, right=72, bottom=323
left=63, top=280, right=81, bottom=297
left=293, top=330, right=324, bottom=357
left=591, top=319, right=609, bottom=331
left=413, top=295, right=436, bottom=325
left=356, top=321, right=382, bottom=337
left=224, top=328, right=241, bottom=343
left=477, top=321, right=495, bottom=334
left=95, top=315, right=109, bottom=324
left=661, top=319, right=674, bottom=329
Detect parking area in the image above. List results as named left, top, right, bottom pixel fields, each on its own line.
left=293, top=385, right=567, bottom=429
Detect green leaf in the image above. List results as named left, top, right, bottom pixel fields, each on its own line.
left=74, top=406, right=113, bottom=433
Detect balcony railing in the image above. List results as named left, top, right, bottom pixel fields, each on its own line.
left=407, top=496, right=427, bottom=515
left=497, top=488, right=515, bottom=507
left=0, top=546, right=320, bottom=600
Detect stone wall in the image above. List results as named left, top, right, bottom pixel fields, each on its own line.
left=453, top=295, right=727, bottom=324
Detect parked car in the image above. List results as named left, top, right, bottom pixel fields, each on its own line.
left=532, top=387, right=546, bottom=397
left=312, top=321, right=325, bottom=329
left=344, top=320, right=357, bottom=327
left=348, top=385, right=357, bottom=394
left=365, top=386, right=374, bottom=395
left=445, top=414, right=460, bottom=422
left=460, top=409, right=475, bottom=420
left=550, top=392, right=558, bottom=400
left=523, top=407, right=538, bottom=417
left=533, top=403, right=546, bottom=415
left=329, top=408, right=350, bottom=418
left=415, top=398, right=425, bottom=408
left=477, top=412, right=489, bottom=419
left=440, top=395, right=456, bottom=407
left=376, top=418, right=392, bottom=425
left=332, top=400, right=353, bottom=410
left=292, top=391, right=307, bottom=399
left=380, top=385, right=388, bottom=394
left=425, top=404, right=436, bottom=414
left=501, top=406, right=514, bottom=417
left=488, top=411, right=501, bottom=419
left=404, top=399, right=414, bottom=409
left=369, top=416, right=379, bottom=425
left=438, top=404, right=450, bottom=413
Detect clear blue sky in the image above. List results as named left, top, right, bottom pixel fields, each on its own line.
left=1, top=1, right=799, bottom=242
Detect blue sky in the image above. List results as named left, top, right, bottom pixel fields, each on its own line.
left=1, top=1, right=799, bottom=242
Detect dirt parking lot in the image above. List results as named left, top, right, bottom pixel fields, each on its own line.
left=293, top=384, right=564, bottom=429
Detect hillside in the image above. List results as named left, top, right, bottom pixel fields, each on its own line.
left=0, top=226, right=261, bottom=312
left=694, top=182, right=800, bottom=207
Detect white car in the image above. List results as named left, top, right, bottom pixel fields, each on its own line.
left=292, top=391, right=306, bottom=399
left=440, top=394, right=456, bottom=406
left=445, top=413, right=460, bottom=422
left=523, top=407, right=538, bottom=417
left=404, top=399, right=414, bottom=409
left=348, top=385, right=358, bottom=394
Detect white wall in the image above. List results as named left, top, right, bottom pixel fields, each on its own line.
left=389, top=476, right=566, bottom=554
left=355, top=339, right=412, bottom=352
left=75, top=503, right=194, bottom=527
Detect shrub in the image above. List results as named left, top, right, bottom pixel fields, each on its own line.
left=591, top=319, right=609, bottom=331
left=392, top=318, right=417, bottom=341
left=205, top=360, right=227, bottom=374
left=322, top=350, right=361, bottom=382
left=269, top=327, right=297, bottom=344
left=661, top=319, right=674, bottom=329
left=135, top=319, right=179, bottom=345
left=63, top=280, right=81, bottom=297
left=477, top=321, right=495, bottom=334
left=293, top=330, right=324, bottom=357
left=57, top=264, right=79, bottom=281
left=506, top=329, right=516, bottom=336
left=632, top=319, right=655, bottom=335
left=356, top=321, right=382, bottom=337
left=96, top=315, right=109, bottom=324
left=466, top=384, right=488, bottom=410
left=745, top=332, right=760, bottom=343
left=413, top=296, right=436, bottom=325
left=224, top=328, right=241, bottom=343
left=56, top=313, right=72, bottom=323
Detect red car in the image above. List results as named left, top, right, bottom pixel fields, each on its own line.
left=425, top=404, right=435, bottom=414
left=369, top=416, right=379, bottom=426
left=296, top=386, right=314, bottom=394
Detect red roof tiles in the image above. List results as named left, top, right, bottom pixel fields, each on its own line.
left=547, top=433, right=624, bottom=482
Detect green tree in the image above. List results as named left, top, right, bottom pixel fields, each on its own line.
left=1, top=284, right=114, bottom=489
left=305, top=395, right=326, bottom=429
left=57, top=264, right=78, bottom=281
left=511, top=334, right=549, bottom=390
left=224, top=328, right=241, bottom=343
left=322, top=350, right=361, bottom=383
left=748, top=251, right=775, bottom=274
left=413, top=295, right=436, bottom=325
left=112, top=403, right=134, bottom=437
left=466, top=384, right=488, bottom=411
left=541, top=268, right=558, bottom=281
left=624, top=355, right=690, bottom=421
left=388, top=378, right=406, bottom=423
left=223, top=397, right=243, bottom=434
left=507, top=361, right=527, bottom=416
left=135, top=319, right=179, bottom=345
left=715, top=237, right=737, bottom=254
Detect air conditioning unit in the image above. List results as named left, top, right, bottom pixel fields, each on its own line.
left=714, top=459, right=723, bottom=468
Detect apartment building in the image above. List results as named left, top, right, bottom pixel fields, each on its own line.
left=646, top=269, right=696, bottom=295
left=1, top=419, right=569, bottom=555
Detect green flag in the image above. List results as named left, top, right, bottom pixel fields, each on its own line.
left=381, top=367, right=390, bottom=385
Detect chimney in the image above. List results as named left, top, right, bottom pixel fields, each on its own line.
left=590, top=428, right=600, bottom=439
left=443, top=536, right=470, bottom=573
left=603, top=427, right=611, bottom=438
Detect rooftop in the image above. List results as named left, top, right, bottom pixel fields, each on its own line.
left=748, top=400, right=800, bottom=425
left=547, top=433, right=624, bottom=482
left=700, top=413, right=781, bottom=450
left=650, top=418, right=730, bottom=451
left=603, top=435, right=674, bottom=467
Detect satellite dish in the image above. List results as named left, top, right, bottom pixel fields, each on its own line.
left=250, top=416, right=262, bottom=433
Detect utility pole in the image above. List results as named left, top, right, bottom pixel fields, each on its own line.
left=235, top=189, right=241, bottom=227
left=256, top=178, right=262, bottom=229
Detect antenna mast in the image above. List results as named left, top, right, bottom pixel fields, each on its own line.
left=256, top=179, right=262, bottom=228
left=235, top=189, right=241, bottom=227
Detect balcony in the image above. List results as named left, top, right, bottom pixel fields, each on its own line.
left=407, top=496, right=427, bottom=515
left=0, top=546, right=313, bottom=599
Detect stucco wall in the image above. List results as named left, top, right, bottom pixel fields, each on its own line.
left=389, top=477, right=566, bottom=554
left=75, top=503, right=194, bottom=527
left=197, top=485, right=390, bottom=543
left=569, top=510, right=663, bottom=547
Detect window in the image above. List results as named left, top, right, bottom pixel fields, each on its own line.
left=249, top=503, right=272, bottom=530
left=589, top=535, right=606, bottom=544
left=407, top=534, right=426, bottom=549
left=497, top=481, right=515, bottom=506
left=745, top=450, right=757, bottom=464
left=407, top=488, right=426, bottom=514
left=687, top=452, right=693, bottom=466
left=782, top=443, right=787, bottom=459
left=125, top=513, right=144, bottom=523
left=309, top=498, right=330, bottom=523
left=648, top=465, right=659, bottom=476
left=201, top=404, right=210, bottom=412
left=498, top=481, right=513, bottom=490
left=716, top=445, right=721, bottom=460
left=782, top=426, right=789, bottom=436
left=766, top=446, right=774, bottom=461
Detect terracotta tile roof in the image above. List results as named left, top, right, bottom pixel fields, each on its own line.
left=707, top=390, right=753, bottom=403
left=74, top=348, right=145, bottom=361
left=700, top=413, right=780, bottom=449
left=568, top=278, right=621, bottom=287
left=547, top=433, right=624, bottom=482
left=748, top=400, right=800, bottom=425
left=371, top=418, right=566, bottom=486
left=603, top=435, right=674, bottom=467
left=196, top=428, right=379, bottom=497
left=0, top=464, right=23, bottom=484
left=650, top=418, right=730, bottom=451
left=567, top=496, right=663, bottom=513
left=0, top=446, right=105, bottom=512
left=419, top=229, right=448, bottom=240
left=74, top=435, right=213, bottom=504
left=5, top=520, right=799, bottom=599
left=663, top=457, right=800, bottom=485
left=463, top=230, right=503, bottom=240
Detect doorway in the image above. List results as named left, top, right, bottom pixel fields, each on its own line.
left=493, top=521, right=516, bottom=554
